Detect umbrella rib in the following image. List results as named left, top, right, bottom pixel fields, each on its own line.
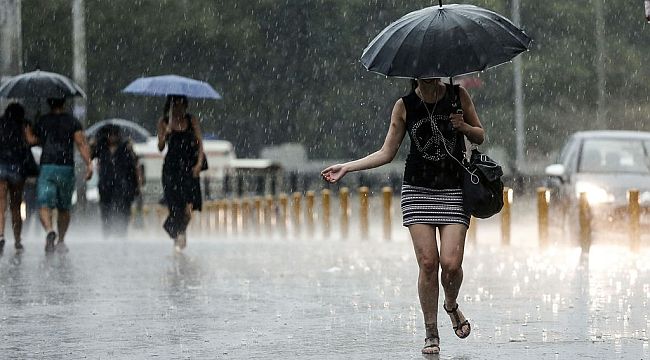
left=448, top=8, right=529, bottom=72
left=364, top=13, right=434, bottom=76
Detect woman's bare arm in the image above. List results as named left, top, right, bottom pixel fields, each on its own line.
left=190, top=116, right=204, bottom=177
left=156, top=118, right=168, bottom=152
left=321, top=99, right=407, bottom=183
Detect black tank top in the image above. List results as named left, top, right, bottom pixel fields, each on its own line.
left=163, top=114, right=199, bottom=173
left=402, top=84, right=464, bottom=189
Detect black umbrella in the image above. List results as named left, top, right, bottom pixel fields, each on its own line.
left=361, top=2, right=532, bottom=79
left=0, top=70, right=86, bottom=99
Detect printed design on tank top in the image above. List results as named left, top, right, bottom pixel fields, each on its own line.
left=411, top=113, right=457, bottom=162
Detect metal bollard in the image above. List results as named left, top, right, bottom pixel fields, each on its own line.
left=241, top=198, right=251, bottom=233
left=467, top=216, right=477, bottom=244
left=142, top=205, right=151, bottom=230
left=232, top=199, right=241, bottom=235
left=628, top=189, right=640, bottom=251
left=382, top=187, right=392, bottom=241
left=292, top=192, right=302, bottom=236
left=220, top=200, right=229, bottom=234
left=359, top=186, right=370, bottom=239
left=156, top=205, right=167, bottom=228
left=537, top=187, right=550, bottom=248
left=321, top=189, right=331, bottom=238
left=306, top=191, right=315, bottom=236
left=340, top=187, right=350, bottom=239
left=254, top=197, right=263, bottom=233
left=578, top=192, right=591, bottom=251
left=215, top=200, right=223, bottom=233
left=264, top=195, right=275, bottom=233
left=279, top=193, right=289, bottom=234
left=501, top=187, right=512, bottom=246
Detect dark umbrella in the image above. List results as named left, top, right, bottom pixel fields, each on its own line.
left=85, top=118, right=152, bottom=144
left=0, top=70, right=86, bottom=98
left=360, top=2, right=532, bottom=79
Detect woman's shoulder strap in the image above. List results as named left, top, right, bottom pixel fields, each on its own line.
left=401, top=91, right=418, bottom=112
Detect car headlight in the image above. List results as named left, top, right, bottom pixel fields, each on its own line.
left=575, top=181, right=613, bottom=204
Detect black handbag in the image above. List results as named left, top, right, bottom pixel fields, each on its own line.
left=459, top=148, right=504, bottom=218
left=22, top=147, right=39, bottom=178
left=431, top=85, right=503, bottom=218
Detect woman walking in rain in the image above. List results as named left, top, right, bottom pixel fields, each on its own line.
left=0, top=103, right=35, bottom=252
left=91, top=124, right=141, bottom=238
left=157, top=95, right=204, bottom=250
left=322, top=78, right=484, bottom=354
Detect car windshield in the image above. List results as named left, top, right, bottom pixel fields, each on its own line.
left=579, top=139, right=650, bottom=174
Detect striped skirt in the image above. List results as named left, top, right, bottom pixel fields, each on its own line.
left=400, top=184, right=470, bottom=227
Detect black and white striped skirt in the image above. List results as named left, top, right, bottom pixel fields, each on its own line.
left=400, top=184, right=470, bottom=227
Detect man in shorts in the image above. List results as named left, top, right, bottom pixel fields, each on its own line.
left=33, top=97, right=93, bottom=252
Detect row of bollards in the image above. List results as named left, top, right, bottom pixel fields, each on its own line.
left=139, top=187, right=396, bottom=240
left=135, top=186, right=644, bottom=249
left=531, top=187, right=642, bottom=251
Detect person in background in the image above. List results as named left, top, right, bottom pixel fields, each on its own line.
left=0, top=103, right=35, bottom=252
left=156, top=95, right=204, bottom=251
left=321, top=78, right=484, bottom=354
left=91, top=124, right=141, bottom=238
left=33, top=97, right=93, bottom=252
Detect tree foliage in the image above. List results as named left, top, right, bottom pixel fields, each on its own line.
left=21, top=0, right=650, bottom=160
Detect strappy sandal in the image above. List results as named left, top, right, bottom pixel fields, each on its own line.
left=422, top=335, right=440, bottom=354
left=443, top=303, right=471, bottom=339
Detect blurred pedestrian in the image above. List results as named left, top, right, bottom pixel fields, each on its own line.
left=33, top=97, right=93, bottom=252
left=156, top=95, right=204, bottom=251
left=91, top=124, right=141, bottom=238
left=321, top=78, right=484, bottom=354
left=0, top=103, right=37, bottom=252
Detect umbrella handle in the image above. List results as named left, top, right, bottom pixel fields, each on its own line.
left=450, top=76, right=462, bottom=114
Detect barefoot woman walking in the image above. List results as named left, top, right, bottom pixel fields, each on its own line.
left=322, top=78, right=484, bottom=354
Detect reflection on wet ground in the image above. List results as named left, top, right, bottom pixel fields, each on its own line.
left=0, top=229, right=648, bottom=359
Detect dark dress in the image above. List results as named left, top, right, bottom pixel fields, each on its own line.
left=162, top=114, right=202, bottom=238
left=400, top=84, right=470, bottom=227
left=0, top=116, right=30, bottom=184
left=92, top=140, right=139, bottom=237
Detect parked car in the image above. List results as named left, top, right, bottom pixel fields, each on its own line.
left=544, top=130, right=650, bottom=239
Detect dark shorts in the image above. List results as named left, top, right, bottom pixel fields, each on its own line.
left=0, top=162, right=23, bottom=185
left=37, top=165, right=76, bottom=210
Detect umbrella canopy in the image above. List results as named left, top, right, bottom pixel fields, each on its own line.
left=122, top=75, right=222, bottom=99
left=85, top=118, right=152, bottom=144
left=360, top=3, right=532, bottom=78
left=0, top=70, right=86, bottom=98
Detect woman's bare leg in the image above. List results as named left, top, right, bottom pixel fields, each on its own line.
left=8, top=181, right=24, bottom=245
left=439, top=223, right=470, bottom=337
left=0, top=181, right=8, bottom=242
left=409, top=223, right=441, bottom=353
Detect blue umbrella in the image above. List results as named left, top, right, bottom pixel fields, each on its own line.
left=122, top=75, right=222, bottom=99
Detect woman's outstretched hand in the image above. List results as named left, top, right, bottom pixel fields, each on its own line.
left=321, top=164, right=347, bottom=183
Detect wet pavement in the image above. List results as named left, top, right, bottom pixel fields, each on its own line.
left=1, top=214, right=649, bottom=359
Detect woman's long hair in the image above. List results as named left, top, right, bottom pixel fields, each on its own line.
left=1, top=103, right=27, bottom=148
left=3, top=102, right=25, bottom=125
left=410, top=79, right=418, bottom=93
left=163, top=95, right=189, bottom=116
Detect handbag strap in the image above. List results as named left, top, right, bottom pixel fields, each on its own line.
left=421, top=86, right=480, bottom=185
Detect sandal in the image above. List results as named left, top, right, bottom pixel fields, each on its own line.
left=443, top=302, right=471, bottom=339
left=422, top=336, right=440, bottom=354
